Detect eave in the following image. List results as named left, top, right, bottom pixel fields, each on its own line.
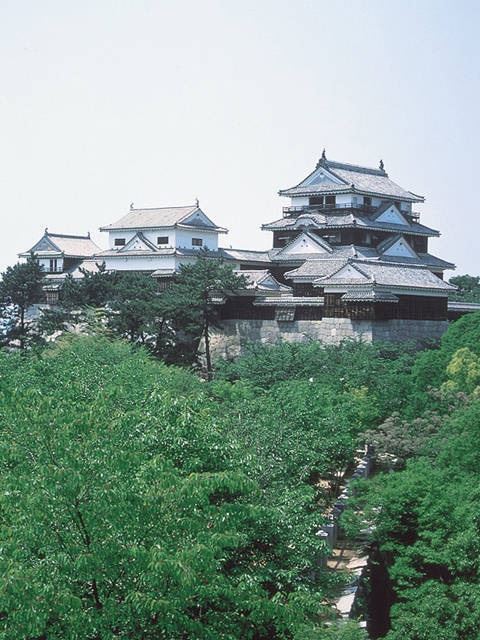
left=278, top=186, right=424, bottom=203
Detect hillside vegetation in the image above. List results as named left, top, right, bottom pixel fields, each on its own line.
left=0, top=312, right=479, bottom=637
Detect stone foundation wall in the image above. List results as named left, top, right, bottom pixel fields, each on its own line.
left=209, top=318, right=449, bottom=360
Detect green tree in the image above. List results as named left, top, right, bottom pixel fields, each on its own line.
left=449, top=274, right=480, bottom=303
left=0, top=337, right=357, bottom=639
left=108, top=271, right=164, bottom=344
left=0, top=253, right=45, bottom=349
left=159, top=256, right=248, bottom=376
left=60, top=262, right=117, bottom=309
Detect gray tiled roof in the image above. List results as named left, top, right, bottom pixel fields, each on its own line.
left=100, top=205, right=226, bottom=231
left=234, top=270, right=291, bottom=292
left=341, top=288, right=399, bottom=302
left=285, top=243, right=455, bottom=282
left=49, top=235, right=100, bottom=256
left=279, top=158, right=423, bottom=202
left=382, top=253, right=455, bottom=270
left=22, top=232, right=100, bottom=258
left=261, top=212, right=439, bottom=236
left=220, top=248, right=271, bottom=262
left=96, top=247, right=177, bottom=258
left=318, top=260, right=455, bottom=291
left=285, top=259, right=348, bottom=279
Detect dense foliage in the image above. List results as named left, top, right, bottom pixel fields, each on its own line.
left=343, top=312, right=480, bottom=639
left=3, top=255, right=480, bottom=637
left=38, top=255, right=248, bottom=369
left=0, top=336, right=374, bottom=639
left=449, top=273, right=480, bottom=303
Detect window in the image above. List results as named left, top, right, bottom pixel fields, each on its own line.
left=114, top=238, right=126, bottom=247
left=364, top=196, right=372, bottom=207
left=49, top=259, right=58, bottom=273
left=192, top=238, right=203, bottom=247
left=325, top=195, right=336, bottom=207
left=157, top=236, right=169, bottom=245
left=309, top=196, right=324, bottom=206
left=45, top=290, right=59, bottom=305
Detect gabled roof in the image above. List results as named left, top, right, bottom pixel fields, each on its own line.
left=316, top=259, right=456, bottom=292
left=279, top=155, right=424, bottom=202
left=235, top=270, right=292, bottom=292
left=117, top=232, right=159, bottom=253
left=283, top=243, right=455, bottom=282
left=285, top=259, right=349, bottom=280
left=371, top=202, right=410, bottom=226
left=100, top=205, right=227, bottom=232
left=20, top=231, right=100, bottom=258
left=270, top=231, right=333, bottom=262
left=377, top=234, right=419, bottom=259
left=262, top=211, right=439, bottom=237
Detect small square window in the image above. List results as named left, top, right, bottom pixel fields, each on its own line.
left=114, top=238, right=126, bottom=246
left=192, top=238, right=203, bottom=247
left=157, top=236, right=169, bottom=245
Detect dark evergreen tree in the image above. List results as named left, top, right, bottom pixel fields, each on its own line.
left=109, top=271, right=164, bottom=344
left=158, top=255, right=248, bottom=376
left=0, top=254, right=45, bottom=349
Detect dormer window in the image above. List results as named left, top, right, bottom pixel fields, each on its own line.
left=157, top=236, right=169, bottom=245
left=192, top=238, right=203, bottom=247
left=114, top=238, right=126, bottom=247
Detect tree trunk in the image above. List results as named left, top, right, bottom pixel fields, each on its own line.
left=204, top=316, right=212, bottom=381
left=20, top=306, right=25, bottom=350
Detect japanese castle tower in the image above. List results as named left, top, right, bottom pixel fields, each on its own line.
left=21, top=151, right=459, bottom=350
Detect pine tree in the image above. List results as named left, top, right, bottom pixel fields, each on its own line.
left=159, top=256, right=248, bottom=376
left=0, top=254, right=45, bottom=349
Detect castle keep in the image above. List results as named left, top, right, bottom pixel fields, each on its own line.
left=21, top=152, right=459, bottom=352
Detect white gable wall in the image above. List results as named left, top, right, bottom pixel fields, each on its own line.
left=382, top=237, right=418, bottom=258
left=328, top=264, right=368, bottom=281
left=376, top=205, right=408, bottom=225
left=278, top=233, right=331, bottom=257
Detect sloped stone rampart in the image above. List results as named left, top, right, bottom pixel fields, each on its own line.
left=208, top=318, right=448, bottom=359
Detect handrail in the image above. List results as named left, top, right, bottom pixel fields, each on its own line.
left=282, top=203, right=420, bottom=222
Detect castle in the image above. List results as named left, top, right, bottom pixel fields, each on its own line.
left=21, top=152, right=462, bottom=353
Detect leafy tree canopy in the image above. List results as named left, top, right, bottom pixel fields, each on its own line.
left=0, top=336, right=365, bottom=639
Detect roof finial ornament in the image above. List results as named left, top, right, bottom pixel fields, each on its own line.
left=379, top=159, right=384, bottom=171
left=130, top=202, right=134, bottom=210
left=44, top=227, right=48, bottom=234
left=195, top=197, right=199, bottom=207
left=87, top=231, right=91, bottom=238
left=316, top=148, right=327, bottom=168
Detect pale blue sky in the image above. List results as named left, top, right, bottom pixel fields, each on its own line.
left=1, top=0, right=479, bottom=275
